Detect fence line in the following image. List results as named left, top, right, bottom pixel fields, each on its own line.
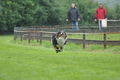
left=14, top=30, right=120, bottom=34
left=14, top=30, right=120, bottom=49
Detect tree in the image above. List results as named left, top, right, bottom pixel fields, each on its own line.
left=0, top=0, right=119, bottom=34
left=115, top=3, right=120, bottom=20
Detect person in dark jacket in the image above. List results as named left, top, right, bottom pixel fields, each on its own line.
left=95, top=2, right=107, bottom=30
left=66, top=3, right=80, bottom=30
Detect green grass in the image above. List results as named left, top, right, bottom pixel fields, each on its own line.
left=0, top=35, right=120, bottom=80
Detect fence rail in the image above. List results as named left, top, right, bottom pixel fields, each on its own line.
left=14, top=27, right=120, bottom=49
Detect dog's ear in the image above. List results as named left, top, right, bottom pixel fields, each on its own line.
left=57, top=31, right=61, bottom=38
left=64, top=32, right=67, bottom=39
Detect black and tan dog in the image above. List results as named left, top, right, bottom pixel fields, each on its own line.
left=51, top=31, right=67, bottom=53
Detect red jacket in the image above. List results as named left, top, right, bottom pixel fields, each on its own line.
left=95, top=7, right=107, bottom=20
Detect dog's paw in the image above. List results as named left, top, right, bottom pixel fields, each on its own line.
left=56, top=50, right=59, bottom=53
left=56, top=50, right=62, bottom=53
left=59, top=49, right=63, bottom=52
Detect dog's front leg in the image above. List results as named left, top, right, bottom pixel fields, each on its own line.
left=60, top=47, right=63, bottom=52
left=53, top=45, right=59, bottom=53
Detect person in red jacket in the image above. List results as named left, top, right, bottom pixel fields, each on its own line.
left=95, top=2, right=107, bottom=30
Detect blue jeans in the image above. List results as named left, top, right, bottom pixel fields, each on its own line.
left=71, top=21, right=79, bottom=30
left=98, top=20, right=104, bottom=31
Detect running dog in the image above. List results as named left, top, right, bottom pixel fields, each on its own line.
left=51, top=31, right=67, bottom=53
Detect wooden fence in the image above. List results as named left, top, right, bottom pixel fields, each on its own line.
left=14, top=28, right=120, bottom=49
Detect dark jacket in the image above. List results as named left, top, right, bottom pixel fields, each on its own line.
left=95, top=7, right=107, bottom=20
left=67, top=7, right=80, bottom=22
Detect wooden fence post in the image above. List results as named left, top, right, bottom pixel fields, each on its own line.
left=83, top=30, right=86, bottom=49
left=20, top=32, right=23, bottom=41
left=14, top=31, right=17, bottom=41
left=114, top=25, right=116, bottom=29
left=88, top=24, right=91, bottom=29
left=104, top=34, right=106, bottom=49
left=35, top=26, right=39, bottom=42
left=68, top=24, right=71, bottom=30
left=28, top=32, right=30, bottom=44
left=40, top=32, right=42, bottom=44
left=37, top=32, right=39, bottom=42
left=28, top=26, right=31, bottom=44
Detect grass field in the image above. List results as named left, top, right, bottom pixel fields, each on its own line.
left=0, top=35, right=120, bottom=80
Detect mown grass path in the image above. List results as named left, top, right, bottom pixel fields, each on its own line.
left=0, top=35, right=120, bottom=80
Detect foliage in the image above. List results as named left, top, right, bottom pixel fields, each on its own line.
left=0, top=0, right=120, bottom=33
left=115, top=4, right=120, bottom=20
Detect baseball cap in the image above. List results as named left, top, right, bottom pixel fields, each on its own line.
left=99, top=2, right=102, bottom=4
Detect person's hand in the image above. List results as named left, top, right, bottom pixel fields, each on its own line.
left=78, top=18, right=80, bottom=21
left=94, top=19, right=97, bottom=21
left=66, top=19, right=68, bottom=22
left=105, top=18, right=107, bottom=20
